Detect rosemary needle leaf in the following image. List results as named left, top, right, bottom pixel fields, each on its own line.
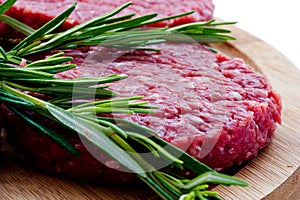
left=72, top=107, right=134, bottom=114
left=48, top=95, right=73, bottom=104
left=0, top=14, right=35, bottom=36
left=135, top=131, right=214, bottom=174
left=142, top=176, right=176, bottom=200
left=12, top=85, right=115, bottom=98
left=1, top=81, right=48, bottom=108
left=179, top=193, right=197, bottom=200
left=45, top=52, right=65, bottom=59
left=0, top=46, right=8, bottom=60
left=182, top=171, right=249, bottom=190
left=98, top=117, right=157, bottom=134
left=11, top=74, right=127, bottom=87
left=0, top=68, right=54, bottom=79
left=25, top=56, right=73, bottom=67
left=99, top=13, right=136, bottom=25
left=8, top=105, right=80, bottom=157
left=152, top=172, right=182, bottom=198
left=11, top=2, right=76, bottom=52
left=46, top=104, right=147, bottom=177
left=0, top=0, right=16, bottom=15
left=0, top=89, right=35, bottom=109
left=131, top=137, right=160, bottom=157
left=97, top=119, right=128, bottom=139
left=70, top=96, right=145, bottom=110
left=140, top=11, right=195, bottom=27
left=82, top=2, right=132, bottom=28
left=1, top=54, right=24, bottom=65
left=80, top=13, right=158, bottom=38
left=127, top=131, right=183, bottom=166
left=25, top=64, right=76, bottom=74
left=13, top=41, right=41, bottom=56
left=33, top=2, right=133, bottom=52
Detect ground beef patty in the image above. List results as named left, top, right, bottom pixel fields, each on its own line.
left=0, top=43, right=282, bottom=183
left=0, top=0, right=214, bottom=38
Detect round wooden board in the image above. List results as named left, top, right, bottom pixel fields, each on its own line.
left=1, top=26, right=300, bottom=200
left=210, top=25, right=300, bottom=200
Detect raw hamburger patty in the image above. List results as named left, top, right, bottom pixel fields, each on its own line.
left=0, top=0, right=214, bottom=38
left=0, top=43, right=282, bottom=183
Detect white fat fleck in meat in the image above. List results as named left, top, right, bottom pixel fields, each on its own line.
left=228, top=91, right=243, bottom=100
left=199, top=126, right=223, bottom=158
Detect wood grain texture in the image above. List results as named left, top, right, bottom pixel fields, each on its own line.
left=210, top=26, right=300, bottom=200
left=1, top=26, right=300, bottom=200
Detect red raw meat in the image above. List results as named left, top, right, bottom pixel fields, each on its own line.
left=0, top=0, right=281, bottom=184
left=0, top=0, right=214, bottom=38
left=1, top=43, right=282, bottom=182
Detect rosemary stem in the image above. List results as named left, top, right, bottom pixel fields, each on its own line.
left=127, top=131, right=184, bottom=166
left=0, top=1, right=248, bottom=199
left=108, top=132, right=155, bottom=172
left=1, top=81, right=47, bottom=109
left=68, top=96, right=144, bottom=111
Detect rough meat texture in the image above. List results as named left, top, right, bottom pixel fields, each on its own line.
left=0, top=0, right=214, bottom=38
left=0, top=43, right=282, bottom=183
left=0, top=0, right=282, bottom=183
left=64, top=44, right=282, bottom=170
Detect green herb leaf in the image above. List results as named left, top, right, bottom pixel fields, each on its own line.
left=25, top=56, right=73, bottom=67
left=132, top=130, right=214, bottom=174
left=0, top=68, right=54, bottom=79
left=0, top=2, right=248, bottom=199
left=27, top=2, right=133, bottom=54
left=5, top=2, right=236, bottom=57
left=11, top=74, right=127, bottom=87
left=0, top=0, right=16, bottom=15
left=182, top=171, right=249, bottom=190
left=24, top=64, right=76, bottom=74
left=46, top=103, right=147, bottom=177
left=10, top=2, right=76, bottom=52
left=8, top=105, right=80, bottom=157
left=0, top=46, right=8, bottom=60
left=0, top=14, right=35, bottom=36
left=0, top=88, right=35, bottom=109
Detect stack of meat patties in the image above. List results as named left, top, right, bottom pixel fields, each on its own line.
left=0, top=0, right=281, bottom=183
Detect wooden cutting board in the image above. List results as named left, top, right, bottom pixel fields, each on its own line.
left=1, top=26, right=300, bottom=200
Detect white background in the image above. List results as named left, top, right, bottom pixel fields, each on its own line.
left=213, top=0, right=300, bottom=70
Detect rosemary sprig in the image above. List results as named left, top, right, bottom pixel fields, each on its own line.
left=0, top=14, right=35, bottom=36
left=0, top=0, right=16, bottom=15
left=1, top=82, right=248, bottom=200
left=0, top=0, right=248, bottom=199
left=1, top=1, right=235, bottom=57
